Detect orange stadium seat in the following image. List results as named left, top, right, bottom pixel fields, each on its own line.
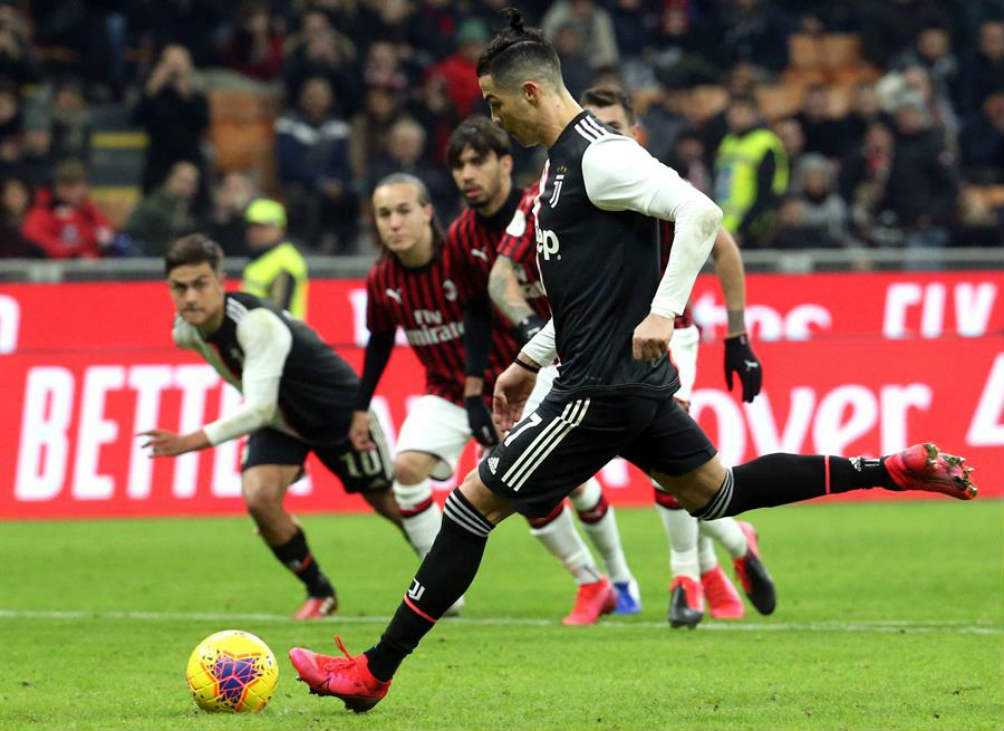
left=755, top=84, right=803, bottom=121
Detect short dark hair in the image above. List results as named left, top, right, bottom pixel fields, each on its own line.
left=165, top=233, right=224, bottom=276
left=580, top=86, right=636, bottom=125
left=476, top=8, right=561, bottom=88
left=445, top=115, right=511, bottom=168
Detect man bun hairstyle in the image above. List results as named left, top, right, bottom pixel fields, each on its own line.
left=446, top=115, right=512, bottom=169
left=476, top=8, right=561, bottom=88
left=165, top=233, right=224, bottom=276
left=580, top=85, right=637, bottom=125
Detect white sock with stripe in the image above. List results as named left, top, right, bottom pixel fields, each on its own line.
left=697, top=534, right=719, bottom=574
left=393, top=480, right=440, bottom=558
left=571, top=479, right=633, bottom=584
left=656, top=504, right=700, bottom=580
left=699, top=517, right=748, bottom=559
left=529, top=506, right=603, bottom=586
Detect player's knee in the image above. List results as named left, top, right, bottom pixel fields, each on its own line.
left=458, top=469, right=514, bottom=525
left=392, top=480, right=432, bottom=511
left=242, top=476, right=283, bottom=517
left=393, top=454, right=433, bottom=485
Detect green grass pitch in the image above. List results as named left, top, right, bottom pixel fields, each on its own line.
left=1, top=500, right=1001, bottom=730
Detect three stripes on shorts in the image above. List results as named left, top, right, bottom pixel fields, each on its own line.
left=502, top=398, right=591, bottom=492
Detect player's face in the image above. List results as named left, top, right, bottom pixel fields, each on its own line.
left=372, top=182, right=434, bottom=254
left=583, top=104, right=641, bottom=143
left=479, top=74, right=538, bottom=146
left=168, top=263, right=225, bottom=327
left=451, top=145, right=511, bottom=209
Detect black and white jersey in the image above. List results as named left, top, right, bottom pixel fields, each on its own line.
left=173, top=292, right=359, bottom=445
left=533, top=111, right=679, bottom=398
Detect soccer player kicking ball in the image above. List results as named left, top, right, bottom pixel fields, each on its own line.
left=142, top=234, right=411, bottom=619
left=289, top=12, right=977, bottom=711
left=579, top=85, right=775, bottom=627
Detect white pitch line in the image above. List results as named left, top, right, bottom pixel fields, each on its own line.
left=0, top=609, right=998, bottom=635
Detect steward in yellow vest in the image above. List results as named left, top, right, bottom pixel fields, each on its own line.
left=714, top=94, right=789, bottom=246
left=241, top=198, right=308, bottom=319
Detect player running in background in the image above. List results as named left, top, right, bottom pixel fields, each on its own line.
left=141, top=234, right=408, bottom=619
left=578, top=85, right=775, bottom=628
left=289, top=12, right=977, bottom=711
left=446, top=115, right=639, bottom=619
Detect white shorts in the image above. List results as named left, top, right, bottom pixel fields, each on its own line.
left=669, top=325, right=700, bottom=406
left=395, top=394, right=470, bottom=481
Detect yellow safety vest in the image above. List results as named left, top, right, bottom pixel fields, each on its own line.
left=715, top=128, right=789, bottom=237
left=241, top=242, right=309, bottom=320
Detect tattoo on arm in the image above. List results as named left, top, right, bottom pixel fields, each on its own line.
left=488, top=256, right=535, bottom=326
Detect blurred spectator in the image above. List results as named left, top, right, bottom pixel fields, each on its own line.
left=0, top=177, right=42, bottom=258
left=879, top=96, right=959, bottom=247
left=643, top=88, right=692, bottom=168
left=668, top=130, right=712, bottom=195
left=857, top=0, right=947, bottom=68
left=0, top=4, right=40, bottom=86
left=225, top=1, right=285, bottom=82
left=349, top=85, right=405, bottom=186
left=205, top=171, right=257, bottom=257
left=960, top=91, right=1004, bottom=185
left=839, top=121, right=895, bottom=236
left=552, top=22, right=593, bottom=101
left=542, top=0, right=619, bottom=70
left=363, top=39, right=409, bottom=91
left=407, top=74, right=460, bottom=172
left=242, top=198, right=309, bottom=319
left=424, top=19, right=489, bottom=120
left=0, top=80, right=23, bottom=165
left=896, top=25, right=959, bottom=104
left=773, top=117, right=806, bottom=176
left=702, top=65, right=756, bottom=165
left=368, top=116, right=454, bottom=218
left=796, top=84, right=849, bottom=159
left=959, top=20, right=1004, bottom=116
left=409, top=0, right=461, bottom=60
left=842, top=83, right=885, bottom=156
left=283, top=9, right=360, bottom=112
left=647, top=2, right=719, bottom=89
left=124, top=160, right=200, bottom=256
left=46, top=83, right=92, bottom=166
left=788, top=153, right=850, bottom=246
left=275, top=76, right=357, bottom=252
left=719, top=0, right=792, bottom=74
left=608, top=0, right=655, bottom=62
left=133, top=45, right=209, bottom=200
left=715, top=93, right=789, bottom=247
left=901, top=65, right=959, bottom=151
left=21, top=159, right=114, bottom=259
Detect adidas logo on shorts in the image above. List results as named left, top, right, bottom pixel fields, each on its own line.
left=487, top=457, right=500, bottom=474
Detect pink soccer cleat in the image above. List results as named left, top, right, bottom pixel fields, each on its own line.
left=292, top=594, right=338, bottom=620
left=289, top=636, right=390, bottom=713
left=884, top=443, right=978, bottom=500
left=562, top=576, right=616, bottom=625
left=701, top=566, right=745, bottom=619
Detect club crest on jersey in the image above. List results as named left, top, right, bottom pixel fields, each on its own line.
left=548, top=174, right=565, bottom=208
left=443, top=279, right=457, bottom=301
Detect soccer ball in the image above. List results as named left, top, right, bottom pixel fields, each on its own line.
left=185, top=630, right=279, bottom=712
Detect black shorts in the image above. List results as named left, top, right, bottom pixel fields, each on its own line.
left=479, top=391, right=715, bottom=517
left=242, top=420, right=393, bottom=494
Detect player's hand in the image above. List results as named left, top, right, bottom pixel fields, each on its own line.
left=493, top=361, right=536, bottom=434
left=349, top=410, right=376, bottom=451
left=632, top=312, right=675, bottom=362
left=138, top=429, right=208, bottom=457
left=466, top=396, right=499, bottom=447
left=724, top=334, right=763, bottom=402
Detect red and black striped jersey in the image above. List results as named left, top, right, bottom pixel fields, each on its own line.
left=365, top=237, right=488, bottom=406
left=497, top=182, right=551, bottom=322
left=446, top=187, right=523, bottom=369
left=658, top=220, right=695, bottom=328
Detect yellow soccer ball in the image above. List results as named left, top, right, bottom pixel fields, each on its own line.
left=185, top=630, right=279, bottom=712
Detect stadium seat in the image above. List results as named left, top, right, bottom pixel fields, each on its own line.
left=822, top=34, right=862, bottom=69
left=755, top=84, right=803, bottom=122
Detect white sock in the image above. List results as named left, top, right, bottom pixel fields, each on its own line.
left=529, top=506, right=602, bottom=586
left=571, top=479, right=632, bottom=584
left=699, top=517, right=748, bottom=559
left=656, top=503, right=700, bottom=580
left=697, top=534, right=719, bottom=574
left=393, top=479, right=440, bottom=558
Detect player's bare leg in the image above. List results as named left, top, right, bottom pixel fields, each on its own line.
left=360, top=490, right=405, bottom=532
left=567, top=479, right=640, bottom=614
left=243, top=465, right=337, bottom=619
left=290, top=469, right=514, bottom=711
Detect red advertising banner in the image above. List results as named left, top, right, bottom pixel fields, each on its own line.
left=0, top=271, right=1001, bottom=520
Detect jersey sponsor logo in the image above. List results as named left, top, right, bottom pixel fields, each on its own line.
left=548, top=174, right=565, bottom=208
left=404, top=320, right=464, bottom=346
left=535, top=224, right=561, bottom=262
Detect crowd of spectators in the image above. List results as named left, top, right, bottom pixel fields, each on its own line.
left=0, top=0, right=1001, bottom=260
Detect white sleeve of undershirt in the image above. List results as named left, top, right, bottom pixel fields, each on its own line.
left=202, top=308, right=292, bottom=446
left=172, top=316, right=200, bottom=350
left=520, top=318, right=556, bottom=367
left=582, top=135, right=723, bottom=318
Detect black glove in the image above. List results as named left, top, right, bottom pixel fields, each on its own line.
left=515, top=313, right=545, bottom=346
left=466, top=395, right=499, bottom=446
left=724, top=334, right=763, bottom=403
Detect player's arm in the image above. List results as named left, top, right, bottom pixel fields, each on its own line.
left=142, top=309, right=291, bottom=456
left=582, top=135, right=722, bottom=360
left=462, top=292, right=499, bottom=446
left=349, top=329, right=394, bottom=450
left=488, top=254, right=544, bottom=344
left=711, top=228, right=762, bottom=402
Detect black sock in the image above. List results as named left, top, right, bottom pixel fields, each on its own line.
left=270, top=529, right=333, bottom=597
left=365, top=490, right=493, bottom=682
left=694, top=454, right=894, bottom=520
